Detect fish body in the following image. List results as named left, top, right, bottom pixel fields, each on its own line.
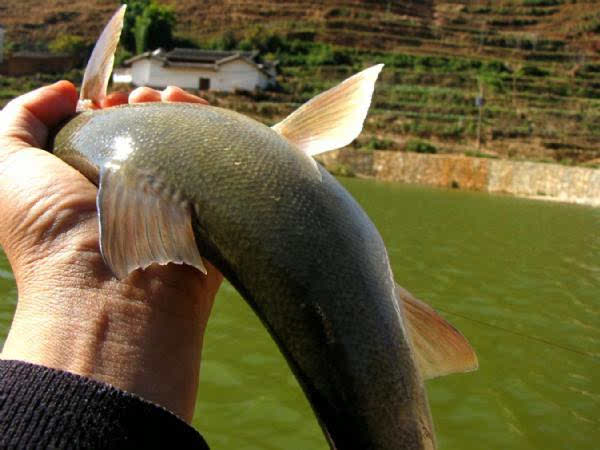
left=53, top=102, right=433, bottom=448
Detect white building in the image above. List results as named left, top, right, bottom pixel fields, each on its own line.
left=114, top=48, right=277, bottom=92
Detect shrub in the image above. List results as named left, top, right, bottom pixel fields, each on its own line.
left=464, top=150, right=498, bottom=159
left=579, top=64, right=600, bottom=74
left=519, top=64, right=550, bottom=77
left=48, top=34, right=91, bottom=66
left=48, top=34, right=87, bottom=55
left=405, top=139, right=437, bottom=154
left=528, top=7, right=559, bottom=16
left=364, top=137, right=396, bottom=150
left=522, top=0, right=562, bottom=6
left=327, top=7, right=352, bottom=18
left=482, top=60, right=511, bottom=74
left=326, top=163, right=355, bottom=177
left=122, top=0, right=176, bottom=53
left=489, top=18, right=538, bottom=27
left=114, top=47, right=133, bottom=67
left=440, top=124, right=465, bottom=139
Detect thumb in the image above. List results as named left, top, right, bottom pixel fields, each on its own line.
left=0, top=81, right=95, bottom=276
left=0, top=81, right=78, bottom=152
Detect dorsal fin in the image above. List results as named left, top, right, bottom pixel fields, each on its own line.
left=396, top=284, right=479, bottom=380
left=79, top=5, right=126, bottom=110
left=272, top=64, right=383, bottom=156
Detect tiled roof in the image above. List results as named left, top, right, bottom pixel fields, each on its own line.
left=123, top=48, right=277, bottom=77
left=165, top=48, right=258, bottom=64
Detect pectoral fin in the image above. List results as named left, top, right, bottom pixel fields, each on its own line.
left=97, top=165, right=206, bottom=280
left=272, top=64, right=383, bottom=156
left=396, top=284, right=478, bottom=380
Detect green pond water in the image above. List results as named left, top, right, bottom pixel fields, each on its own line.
left=0, top=178, right=598, bottom=449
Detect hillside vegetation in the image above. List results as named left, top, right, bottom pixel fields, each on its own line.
left=1, top=0, right=599, bottom=165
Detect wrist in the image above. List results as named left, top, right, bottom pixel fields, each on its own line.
left=1, top=245, right=218, bottom=422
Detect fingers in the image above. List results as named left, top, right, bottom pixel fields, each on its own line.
left=129, top=86, right=162, bottom=103
left=0, top=81, right=203, bottom=155
left=101, top=91, right=129, bottom=108
left=161, top=86, right=209, bottom=104
left=128, top=86, right=208, bottom=105
left=0, top=81, right=78, bottom=150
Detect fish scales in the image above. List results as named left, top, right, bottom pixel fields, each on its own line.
left=53, top=102, right=431, bottom=449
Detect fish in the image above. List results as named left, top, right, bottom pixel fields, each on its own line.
left=50, top=6, right=478, bottom=449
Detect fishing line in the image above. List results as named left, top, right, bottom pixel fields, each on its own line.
left=434, top=306, right=599, bottom=362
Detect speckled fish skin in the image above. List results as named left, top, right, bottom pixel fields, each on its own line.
left=53, top=102, right=432, bottom=449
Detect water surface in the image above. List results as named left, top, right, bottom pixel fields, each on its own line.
left=1, top=179, right=598, bottom=449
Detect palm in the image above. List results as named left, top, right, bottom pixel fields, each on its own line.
left=0, top=81, right=221, bottom=308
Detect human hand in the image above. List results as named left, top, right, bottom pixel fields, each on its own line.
left=0, top=81, right=221, bottom=423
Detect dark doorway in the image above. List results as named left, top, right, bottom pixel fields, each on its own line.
left=199, top=77, right=210, bottom=91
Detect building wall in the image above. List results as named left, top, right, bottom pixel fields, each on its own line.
left=216, top=59, right=269, bottom=91
left=130, top=59, right=152, bottom=86
left=0, top=53, right=76, bottom=76
left=132, top=58, right=268, bottom=92
left=112, top=68, right=132, bottom=84
left=143, top=59, right=215, bottom=90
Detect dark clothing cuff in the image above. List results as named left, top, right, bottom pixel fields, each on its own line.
left=0, top=359, right=209, bottom=449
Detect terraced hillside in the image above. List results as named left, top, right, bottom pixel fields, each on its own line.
left=1, top=0, right=599, bottom=164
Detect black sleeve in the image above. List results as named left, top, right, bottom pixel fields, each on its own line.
left=0, top=359, right=209, bottom=449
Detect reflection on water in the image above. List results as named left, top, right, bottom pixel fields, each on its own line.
left=1, top=179, right=599, bottom=449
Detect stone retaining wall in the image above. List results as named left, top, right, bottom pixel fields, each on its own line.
left=317, top=150, right=600, bottom=207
